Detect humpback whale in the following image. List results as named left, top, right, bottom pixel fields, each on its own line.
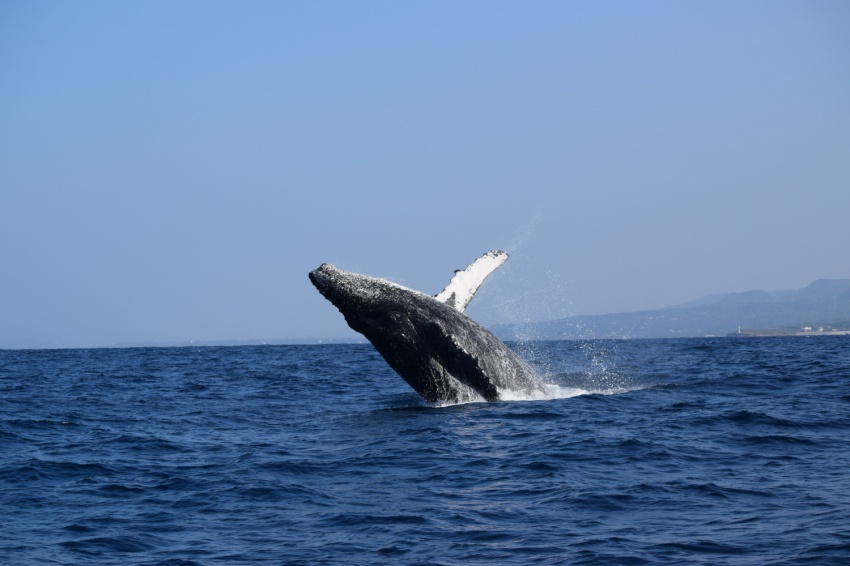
left=308, top=251, right=544, bottom=403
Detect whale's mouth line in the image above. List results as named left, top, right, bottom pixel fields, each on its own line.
left=308, top=269, right=324, bottom=285
left=308, top=268, right=333, bottom=295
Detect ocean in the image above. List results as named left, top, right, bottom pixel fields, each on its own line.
left=1, top=337, right=849, bottom=565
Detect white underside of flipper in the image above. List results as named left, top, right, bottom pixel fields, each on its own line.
left=435, top=250, right=508, bottom=313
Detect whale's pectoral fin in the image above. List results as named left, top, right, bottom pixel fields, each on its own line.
left=434, top=250, right=508, bottom=313
left=424, top=322, right=500, bottom=401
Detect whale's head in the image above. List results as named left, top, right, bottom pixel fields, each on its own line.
left=309, top=263, right=378, bottom=308
left=309, top=263, right=420, bottom=335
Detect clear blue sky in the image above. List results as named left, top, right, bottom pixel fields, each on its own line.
left=2, top=1, right=849, bottom=348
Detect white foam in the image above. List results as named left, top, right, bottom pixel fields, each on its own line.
left=428, top=380, right=643, bottom=407
left=497, top=383, right=587, bottom=402
left=500, top=378, right=647, bottom=403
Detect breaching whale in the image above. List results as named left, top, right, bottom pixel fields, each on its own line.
left=308, top=251, right=544, bottom=403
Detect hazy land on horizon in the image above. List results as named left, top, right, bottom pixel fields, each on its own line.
left=5, top=278, right=848, bottom=350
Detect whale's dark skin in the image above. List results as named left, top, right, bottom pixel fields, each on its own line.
left=309, top=262, right=543, bottom=403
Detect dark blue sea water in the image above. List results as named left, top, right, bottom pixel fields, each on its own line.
left=2, top=337, right=849, bottom=565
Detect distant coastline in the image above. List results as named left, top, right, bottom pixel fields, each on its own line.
left=729, top=324, right=850, bottom=338
left=6, top=279, right=850, bottom=349
left=495, top=279, right=850, bottom=341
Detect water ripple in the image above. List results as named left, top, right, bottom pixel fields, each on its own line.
left=1, top=339, right=848, bottom=564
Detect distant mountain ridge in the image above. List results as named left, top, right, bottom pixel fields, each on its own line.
left=493, top=279, right=850, bottom=340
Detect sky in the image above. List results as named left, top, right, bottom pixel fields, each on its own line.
left=2, top=1, right=849, bottom=348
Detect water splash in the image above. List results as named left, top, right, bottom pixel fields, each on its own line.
left=497, top=339, right=647, bottom=403
left=497, top=383, right=588, bottom=402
